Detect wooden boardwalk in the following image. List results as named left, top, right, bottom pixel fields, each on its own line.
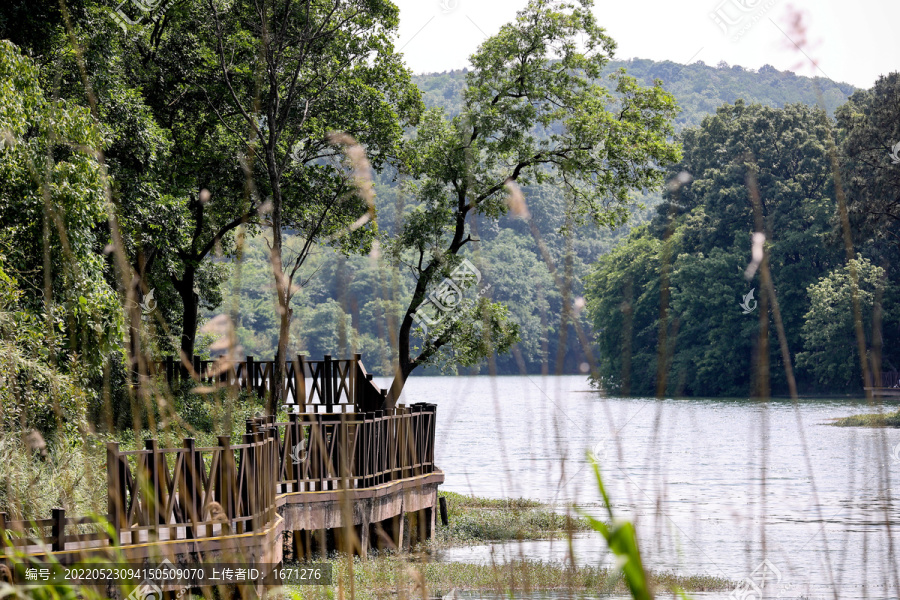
left=865, top=371, right=900, bottom=398
left=0, top=356, right=442, bottom=594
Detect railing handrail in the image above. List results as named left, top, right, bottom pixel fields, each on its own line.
left=148, top=353, right=388, bottom=413
left=0, top=403, right=437, bottom=555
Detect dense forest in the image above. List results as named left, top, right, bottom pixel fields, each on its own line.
left=0, top=0, right=893, bottom=446
left=587, top=77, right=900, bottom=396
left=220, top=60, right=860, bottom=378
left=2, top=0, right=690, bottom=435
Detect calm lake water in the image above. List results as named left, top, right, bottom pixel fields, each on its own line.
left=379, top=375, right=900, bottom=600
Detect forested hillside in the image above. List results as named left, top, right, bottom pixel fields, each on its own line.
left=415, top=59, right=854, bottom=127
left=217, top=59, right=859, bottom=378
left=586, top=73, right=900, bottom=396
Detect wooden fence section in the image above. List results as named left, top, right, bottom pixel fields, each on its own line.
left=150, top=353, right=386, bottom=413
left=0, top=404, right=437, bottom=553
left=881, top=371, right=900, bottom=388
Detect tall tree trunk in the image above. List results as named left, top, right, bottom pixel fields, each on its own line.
left=387, top=360, right=412, bottom=409
left=128, top=248, right=156, bottom=386
left=270, top=183, right=287, bottom=416
left=387, top=313, right=416, bottom=407
left=175, top=265, right=199, bottom=360
left=273, top=300, right=292, bottom=414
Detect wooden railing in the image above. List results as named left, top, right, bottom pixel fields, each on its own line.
left=151, top=353, right=386, bottom=413
left=0, top=405, right=437, bottom=553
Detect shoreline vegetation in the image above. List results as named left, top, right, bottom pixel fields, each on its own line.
left=279, top=491, right=734, bottom=599
left=831, top=410, right=900, bottom=427
left=431, top=492, right=590, bottom=546
left=282, top=556, right=733, bottom=599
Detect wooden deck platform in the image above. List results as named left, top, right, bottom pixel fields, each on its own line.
left=0, top=356, right=442, bottom=596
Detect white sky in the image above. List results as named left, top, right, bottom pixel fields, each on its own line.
left=392, top=0, right=899, bottom=89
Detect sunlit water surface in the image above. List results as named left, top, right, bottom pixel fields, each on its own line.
left=375, top=375, right=900, bottom=600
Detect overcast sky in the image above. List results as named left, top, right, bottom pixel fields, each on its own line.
left=391, top=0, right=898, bottom=89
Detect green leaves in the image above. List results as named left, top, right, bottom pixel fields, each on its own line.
left=586, top=101, right=850, bottom=396
left=797, top=257, right=890, bottom=389
left=0, top=40, right=122, bottom=380
left=391, top=0, right=679, bottom=387
left=836, top=73, right=900, bottom=249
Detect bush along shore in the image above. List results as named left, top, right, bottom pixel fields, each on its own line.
left=430, top=491, right=591, bottom=546
left=831, top=410, right=900, bottom=427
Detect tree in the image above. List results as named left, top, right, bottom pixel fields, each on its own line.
left=0, top=0, right=253, bottom=379
left=837, top=72, right=900, bottom=250
left=796, top=258, right=892, bottom=389
left=0, top=40, right=121, bottom=379
left=586, top=101, right=847, bottom=396
left=86, top=0, right=264, bottom=362
left=584, top=226, right=663, bottom=394
left=385, top=0, right=681, bottom=402
left=201, top=0, right=421, bottom=412
left=0, top=40, right=120, bottom=433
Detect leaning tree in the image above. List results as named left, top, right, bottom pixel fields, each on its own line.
left=384, top=0, right=681, bottom=403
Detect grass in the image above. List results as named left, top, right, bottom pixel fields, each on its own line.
left=1, top=402, right=733, bottom=599
left=275, top=555, right=733, bottom=600
left=0, top=387, right=271, bottom=520
left=830, top=410, right=900, bottom=427
left=430, top=491, right=589, bottom=546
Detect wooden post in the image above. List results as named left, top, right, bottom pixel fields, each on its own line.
left=439, top=496, right=449, bottom=526
left=243, top=432, right=257, bottom=531
left=217, top=436, right=235, bottom=520
left=192, top=355, right=201, bottom=381
left=352, top=353, right=362, bottom=409
left=51, top=507, right=65, bottom=551
left=426, top=403, right=437, bottom=472
left=106, top=442, right=123, bottom=544
left=257, top=430, right=269, bottom=524
left=182, top=438, right=199, bottom=538
left=422, top=506, right=434, bottom=542
left=264, top=427, right=276, bottom=521
left=272, top=359, right=279, bottom=407
left=246, top=356, right=255, bottom=394
left=144, top=439, right=161, bottom=530
left=373, top=410, right=384, bottom=485
left=289, top=414, right=303, bottom=492
left=297, top=355, right=307, bottom=412
left=323, top=355, right=333, bottom=412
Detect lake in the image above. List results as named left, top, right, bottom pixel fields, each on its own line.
left=379, top=375, right=900, bottom=600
